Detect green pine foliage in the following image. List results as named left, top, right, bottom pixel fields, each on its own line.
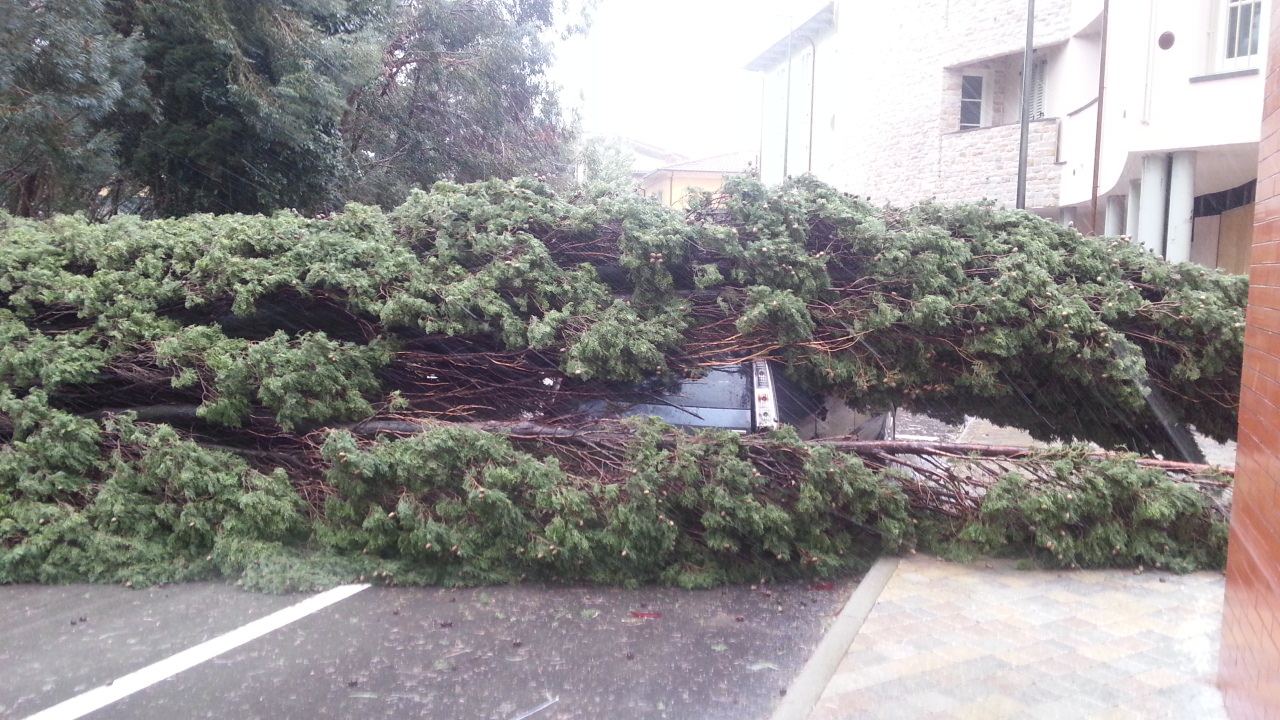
left=1, top=406, right=306, bottom=586
left=307, top=420, right=907, bottom=590
left=0, top=0, right=148, bottom=217
left=3, top=0, right=576, bottom=217
left=692, top=179, right=1245, bottom=453
left=0, top=176, right=1243, bottom=590
left=338, top=0, right=572, bottom=207
left=945, top=449, right=1228, bottom=573
left=156, top=327, right=390, bottom=430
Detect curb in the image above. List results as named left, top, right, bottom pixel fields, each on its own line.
left=769, top=556, right=901, bottom=720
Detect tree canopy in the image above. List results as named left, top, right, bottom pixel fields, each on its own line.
left=338, top=0, right=572, bottom=206
left=1, top=0, right=575, bottom=218
left=0, top=0, right=147, bottom=217
left=0, top=177, right=1242, bottom=589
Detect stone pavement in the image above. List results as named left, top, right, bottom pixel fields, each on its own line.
left=774, top=555, right=1227, bottom=720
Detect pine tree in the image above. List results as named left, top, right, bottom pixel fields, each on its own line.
left=107, top=0, right=391, bottom=216
left=571, top=136, right=641, bottom=190
left=0, top=177, right=1241, bottom=588
left=0, top=0, right=146, bottom=217
left=338, top=0, right=572, bottom=207
left=2, top=0, right=578, bottom=217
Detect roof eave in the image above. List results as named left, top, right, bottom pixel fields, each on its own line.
left=745, top=3, right=836, bottom=72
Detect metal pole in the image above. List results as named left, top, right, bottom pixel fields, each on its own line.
left=1090, top=0, right=1111, bottom=231
left=1016, top=0, right=1035, bottom=209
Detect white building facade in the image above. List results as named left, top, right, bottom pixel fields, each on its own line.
left=750, top=0, right=1266, bottom=272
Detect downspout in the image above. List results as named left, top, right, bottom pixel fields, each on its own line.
left=807, top=36, right=818, bottom=174
left=1090, top=0, right=1111, bottom=230
left=1142, top=2, right=1157, bottom=122
left=783, top=29, right=793, bottom=178
left=757, top=73, right=765, bottom=176
left=668, top=171, right=675, bottom=207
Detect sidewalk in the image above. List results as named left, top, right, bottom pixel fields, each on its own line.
left=774, top=555, right=1227, bottom=720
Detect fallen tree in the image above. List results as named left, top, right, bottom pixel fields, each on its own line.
left=0, top=176, right=1244, bottom=589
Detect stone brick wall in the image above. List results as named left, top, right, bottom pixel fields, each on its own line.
left=935, top=119, right=1061, bottom=207
left=927, top=0, right=1073, bottom=69
left=1219, top=1, right=1280, bottom=715
left=831, top=0, right=1072, bottom=205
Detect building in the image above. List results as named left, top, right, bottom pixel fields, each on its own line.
left=621, top=138, right=690, bottom=179
left=749, top=0, right=1266, bottom=273
left=1221, top=1, right=1280, bottom=713
left=638, top=153, right=752, bottom=208
left=572, top=137, right=750, bottom=208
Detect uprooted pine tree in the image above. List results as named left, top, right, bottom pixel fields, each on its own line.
left=0, top=176, right=1243, bottom=591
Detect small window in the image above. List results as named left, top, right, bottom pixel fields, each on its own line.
left=959, top=75, right=984, bottom=129
left=1215, top=0, right=1263, bottom=72
left=1225, top=0, right=1262, bottom=60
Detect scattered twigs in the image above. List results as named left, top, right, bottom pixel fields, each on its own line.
left=320, top=418, right=1231, bottom=523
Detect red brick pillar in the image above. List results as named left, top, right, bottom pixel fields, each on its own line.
left=1219, top=1, right=1280, bottom=715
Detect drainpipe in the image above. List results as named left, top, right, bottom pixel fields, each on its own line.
left=1016, top=0, right=1036, bottom=209
left=783, top=28, right=793, bottom=178
left=757, top=74, right=766, bottom=178
left=1090, top=0, right=1110, bottom=230
left=806, top=36, right=818, bottom=174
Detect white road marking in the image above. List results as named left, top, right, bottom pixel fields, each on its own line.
left=24, top=584, right=371, bottom=720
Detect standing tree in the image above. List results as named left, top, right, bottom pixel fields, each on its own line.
left=338, top=0, right=573, bottom=207
left=1, top=0, right=579, bottom=217
left=570, top=135, right=641, bottom=191
left=0, top=0, right=147, bottom=217
left=106, top=0, right=390, bottom=216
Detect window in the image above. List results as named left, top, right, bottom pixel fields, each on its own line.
left=1226, top=0, right=1261, bottom=59
left=959, top=74, right=985, bottom=129
left=1219, top=0, right=1263, bottom=71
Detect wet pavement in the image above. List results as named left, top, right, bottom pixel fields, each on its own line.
left=772, top=414, right=1234, bottom=720
left=0, top=584, right=299, bottom=718
left=6, top=557, right=1228, bottom=720
left=782, top=556, right=1227, bottom=720
left=1, top=579, right=856, bottom=720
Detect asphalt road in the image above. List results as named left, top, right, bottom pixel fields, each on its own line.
left=2, top=578, right=856, bottom=720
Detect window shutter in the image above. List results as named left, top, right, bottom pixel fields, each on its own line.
left=1028, top=59, right=1047, bottom=121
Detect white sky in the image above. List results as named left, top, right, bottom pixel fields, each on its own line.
left=553, top=0, right=827, bottom=159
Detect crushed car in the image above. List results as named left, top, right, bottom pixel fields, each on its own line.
left=582, top=360, right=893, bottom=440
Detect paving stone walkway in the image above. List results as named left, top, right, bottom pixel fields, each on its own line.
left=795, top=556, right=1226, bottom=720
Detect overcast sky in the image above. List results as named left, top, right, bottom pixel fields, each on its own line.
left=553, top=0, right=827, bottom=159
